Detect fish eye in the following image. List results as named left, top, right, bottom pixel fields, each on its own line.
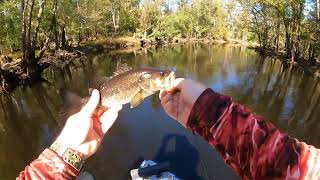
left=160, top=71, right=166, bottom=77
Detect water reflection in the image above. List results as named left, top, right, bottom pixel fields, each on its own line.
left=0, top=43, right=319, bottom=179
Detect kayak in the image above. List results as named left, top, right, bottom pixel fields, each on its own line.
left=130, top=160, right=180, bottom=180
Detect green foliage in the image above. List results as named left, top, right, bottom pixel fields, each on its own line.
left=0, top=0, right=318, bottom=62
left=147, top=0, right=228, bottom=39
left=238, top=0, right=319, bottom=61
left=151, top=11, right=192, bottom=38
left=0, top=1, right=21, bottom=51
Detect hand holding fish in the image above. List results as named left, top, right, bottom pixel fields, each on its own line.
left=160, top=78, right=207, bottom=127
left=55, top=89, right=122, bottom=159
left=54, top=66, right=174, bottom=160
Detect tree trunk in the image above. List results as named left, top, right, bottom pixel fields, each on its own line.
left=294, top=25, right=302, bottom=60
left=32, top=0, right=46, bottom=51
left=317, top=0, right=320, bottom=20
left=26, top=0, right=35, bottom=49
left=274, top=14, right=280, bottom=52
left=291, top=1, right=304, bottom=62
left=21, top=0, right=28, bottom=60
left=111, top=0, right=119, bottom=36
left=78, top=30, right=82, bottom=46
left=309, top=43, right=316, bottom=65
left=112, top=9, right=117, bottom=35
left=262, top=27, right=269, bottom=49
left=284, top=20, right=291, bottom=57
left=61, top=25, right=66, bottom=49
left=39, top=0, right=57, bottom=57
left=21, top=0, right=35, bottom=63
left=52, top=0, right=58, bottom=50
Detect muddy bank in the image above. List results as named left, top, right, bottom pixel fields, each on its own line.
left=0, top=50, right=82, bottom=93
left=39, top=50, right=82, bottom=68
left=0, top=37, right=145, bottom=93
left=250, top=46, right=320, bottom=77
left=78, top=37, right=252, bottom=55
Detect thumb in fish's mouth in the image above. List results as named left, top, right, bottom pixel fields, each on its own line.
left=164, top=71, right=176, bottom=90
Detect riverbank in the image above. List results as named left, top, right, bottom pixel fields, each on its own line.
left=0, top=49, right=82, bottom=93
left=79, top=36, right=252, bottom=53
left=0, top=37, right=145, bottom=93
left=80, top=37, right=319, bottom=77
left=0, top=37, right=318, bottom=93
left=249, top=46, right=320, bottom=77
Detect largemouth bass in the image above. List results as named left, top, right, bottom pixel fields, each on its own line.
left=60, top=66, right=175, bottom=119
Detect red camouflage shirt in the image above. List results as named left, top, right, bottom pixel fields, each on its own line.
left=16, top=149, right=79, bottom=179
left=188, top=89, right=320, bottom=179
left=17, top=89, right=320, bottom=180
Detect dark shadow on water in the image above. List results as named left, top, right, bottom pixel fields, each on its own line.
left=153, top=134, right=204, bottom=180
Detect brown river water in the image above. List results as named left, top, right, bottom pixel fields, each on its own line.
left=0, top=44, right=319, bottom=179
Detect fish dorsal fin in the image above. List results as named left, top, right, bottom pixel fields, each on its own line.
left=60, top=89, right=89, bottom=120
left=89, top=64, right=131, bottom=90
left=112, top=63, right=132, bottom=77
left=89, top=76, right=111, bottom=90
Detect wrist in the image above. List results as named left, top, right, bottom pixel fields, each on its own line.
left=190, top=84, right=207, bottom=105
left=187, top=89, right=232, bottom=133
left=55, top=135, right=87, bottom=159
left=187, top=88, right=217, bottom=129
left=50, top=141, right=86, bottom=171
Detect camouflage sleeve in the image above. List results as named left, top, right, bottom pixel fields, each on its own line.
left=16, top=149, right=79, bottom=180
left=187, top=88, right=320, bottom=180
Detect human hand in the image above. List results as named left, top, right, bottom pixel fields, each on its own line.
left=159, top=78, right=207, bottom=127
left=55, top=89, right=122, bottom=159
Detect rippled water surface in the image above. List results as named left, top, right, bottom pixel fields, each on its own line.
left=0, top=44, right=319, bottom=179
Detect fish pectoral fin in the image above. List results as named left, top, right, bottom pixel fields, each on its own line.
left=130, top=90, right=145, bottom=108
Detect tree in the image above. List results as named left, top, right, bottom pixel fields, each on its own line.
left=0, top=1, right=20, bottom=52
left=110, top=0, right=120, bottom=35
left=139, top=0, right=162, bottom=38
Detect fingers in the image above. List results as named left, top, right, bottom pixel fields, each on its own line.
left=163, top=93, right=179, bottom=109
left=160, top=92, right=173, bottom=105
left=94, top=106, right=107, bottom=117
left=159, top=90, right=168, bottom=99
left=160, top=78, right=185, bottom=100
left=111, top=104, right=123, bottom=112
left=81, top=89, right=100, bottom=117
left=99, top=105, right=122, bottom=134
left=169, top=78, right=185, bottom=91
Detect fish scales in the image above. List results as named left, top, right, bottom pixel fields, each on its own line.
left=100, top=69, right=143, bottom=107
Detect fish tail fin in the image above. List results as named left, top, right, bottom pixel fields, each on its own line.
left=60, top=89, right=89, bottom=120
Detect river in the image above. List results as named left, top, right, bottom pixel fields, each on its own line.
left=0, top=44, right=319, bottom=179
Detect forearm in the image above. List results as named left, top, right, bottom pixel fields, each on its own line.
left=17, top=149, right=79, bottom=180
left=187, top=89, right=320, bottom=179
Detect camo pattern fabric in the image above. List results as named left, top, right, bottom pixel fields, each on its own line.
left=187, top=89, right=320, bottom=180
left=16, top=149, right=79, bottom=180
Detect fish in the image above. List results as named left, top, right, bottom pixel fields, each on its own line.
left=60, top=65, right=175, bottom=119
